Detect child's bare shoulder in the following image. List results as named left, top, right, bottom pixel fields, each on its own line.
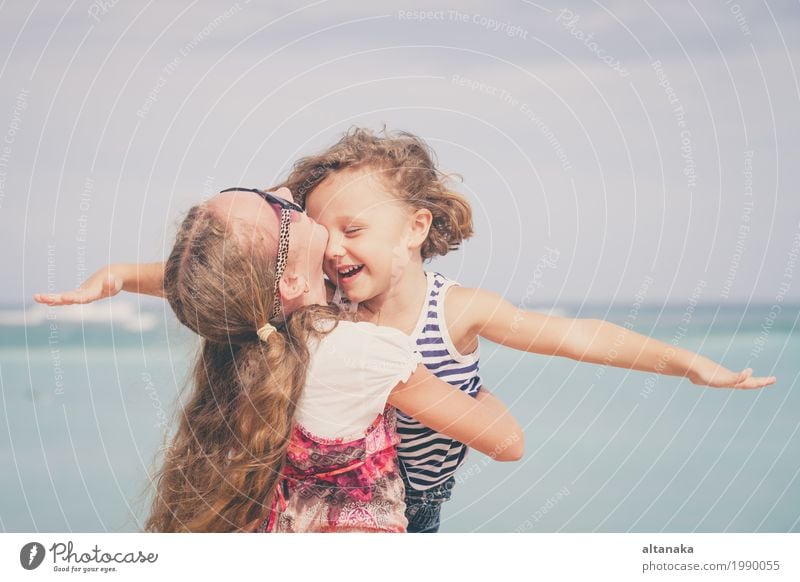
left=443, top=286, right=499, bottom=336
left=445, top=285, right=480, bottom=311
left=446, top=285, right=501, bottom=310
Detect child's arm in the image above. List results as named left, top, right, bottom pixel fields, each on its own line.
left=388, top=365, right=524, bottom=461
left=472, top=385, right=512, bottom=419
left=452, top=287, right=776, bottom=390
left=33, top=262, right=165, bottom=305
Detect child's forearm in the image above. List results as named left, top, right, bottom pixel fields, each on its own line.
left=390, top=369, right=524, bottom=461
left=118, top=262, right=165, bottom=297
left=569, top=319, right=709, bottom=378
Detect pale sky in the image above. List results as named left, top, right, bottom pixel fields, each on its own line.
left=1, top=0, right=799, bottom=307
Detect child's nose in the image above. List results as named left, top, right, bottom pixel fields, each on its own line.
left=272, top=186, right=295, bottom=203
left=325, top=232, right=345, bottom=260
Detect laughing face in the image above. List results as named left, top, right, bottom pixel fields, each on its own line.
left=305, top=167, right=416, bottom=305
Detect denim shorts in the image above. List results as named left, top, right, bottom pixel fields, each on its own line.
left=403, top=476, right=456, bottom=533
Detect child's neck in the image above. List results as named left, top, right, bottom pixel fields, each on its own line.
left=360, top=262, right=427, bottom=335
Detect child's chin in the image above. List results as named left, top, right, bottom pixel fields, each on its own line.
left=342, top=282, right=371, bottom=303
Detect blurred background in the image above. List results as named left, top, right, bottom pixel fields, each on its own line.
left=0, top=0, right=798, bottom=532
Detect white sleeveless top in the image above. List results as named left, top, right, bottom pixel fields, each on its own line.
left=297, top=319, right=421, bottom=441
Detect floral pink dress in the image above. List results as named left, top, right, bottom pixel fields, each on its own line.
left=253, top=319, right=421, bottom=533
left=257, top=407, right=407, bottom=533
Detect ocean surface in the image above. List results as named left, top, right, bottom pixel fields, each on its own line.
left=1, top=300, right=798, bottom=532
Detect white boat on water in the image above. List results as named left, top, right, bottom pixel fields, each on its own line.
left=0, top=300, right=160, bottom=332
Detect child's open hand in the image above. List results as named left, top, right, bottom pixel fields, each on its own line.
left=687, top=359, right=776, bottom=389
left=33, top=267, right=123, bottom=306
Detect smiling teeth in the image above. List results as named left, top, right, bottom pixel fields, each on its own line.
left=339, top=265, right=361, bottom=275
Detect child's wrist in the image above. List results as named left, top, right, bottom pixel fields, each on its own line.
left=111, top=264, right=132, bottom=292
left=677, top=352, right=716, bottom=382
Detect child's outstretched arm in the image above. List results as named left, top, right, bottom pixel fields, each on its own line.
left=388, top=365, right=524, bottom=461
left=33, top=262, right=165, bottom=305
left=453, top=288, right=776, bottom=390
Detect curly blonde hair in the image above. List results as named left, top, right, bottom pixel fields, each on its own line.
left=274, top=127, right=473, bottom=260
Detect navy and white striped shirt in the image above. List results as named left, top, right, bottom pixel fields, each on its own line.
left=395, top=272, right=481, bottom=491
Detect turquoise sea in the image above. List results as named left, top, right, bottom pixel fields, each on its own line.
left=1, top=301, right=798, bottom=532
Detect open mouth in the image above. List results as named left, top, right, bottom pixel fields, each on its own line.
left=338, top=264, right=364, bottom=280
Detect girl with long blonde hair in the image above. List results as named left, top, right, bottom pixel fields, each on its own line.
left=144, top=187, right=522, bottom=532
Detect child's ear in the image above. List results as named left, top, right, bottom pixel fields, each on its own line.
left=408, top=208, right=433, bottom=249
left=278, top=272, right=307, bottom=303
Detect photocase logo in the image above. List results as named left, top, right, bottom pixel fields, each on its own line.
left=20, top=542, right=46, bottom=570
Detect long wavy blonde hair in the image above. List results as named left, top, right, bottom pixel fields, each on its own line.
left=145, top=203, right=337, bottom=532
left=274, top=127, right=474, bottom=260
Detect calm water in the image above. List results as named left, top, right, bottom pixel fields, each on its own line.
left=1, top=301, right=798, bottom=532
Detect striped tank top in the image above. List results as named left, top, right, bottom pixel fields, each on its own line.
left=396, top=271, right=481, bottom=491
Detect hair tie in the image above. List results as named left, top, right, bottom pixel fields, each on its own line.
left=256, top=323, right=276, bottom=342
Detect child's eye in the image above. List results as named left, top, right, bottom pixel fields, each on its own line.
left=345, top=227, right=362, bottom=235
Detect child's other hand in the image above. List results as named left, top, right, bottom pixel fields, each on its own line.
left=33, top=267, right=123, bottom=306
left=688, top=359, right=776, bottom=389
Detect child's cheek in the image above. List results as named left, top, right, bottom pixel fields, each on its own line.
left=389, top=238, right=412, bottom=284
